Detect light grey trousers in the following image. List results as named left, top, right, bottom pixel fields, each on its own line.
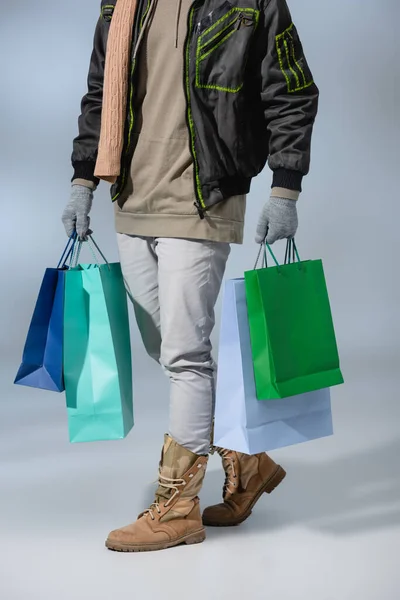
left=117, top=234, right=231, bottom=455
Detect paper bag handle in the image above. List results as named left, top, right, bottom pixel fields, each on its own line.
left=57, top=232, right=77, bottom=269
left=254, top=239, right=301, bottom=271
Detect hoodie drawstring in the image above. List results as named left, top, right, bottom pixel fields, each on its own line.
left=175, top=0, right=182, bottom=48
left=133, top=0, right=158, bottom=60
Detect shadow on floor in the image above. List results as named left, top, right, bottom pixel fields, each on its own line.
left=201, top=437, right=400, bottom=538
left=3, top=430, right=400, bottom=539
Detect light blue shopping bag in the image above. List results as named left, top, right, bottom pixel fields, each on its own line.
left=214, top=279, right=333, bottom=454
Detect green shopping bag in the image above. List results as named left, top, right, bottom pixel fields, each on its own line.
left=244, top=240, right=343, bottom=400
left=63, top=238, right=133, bottom=442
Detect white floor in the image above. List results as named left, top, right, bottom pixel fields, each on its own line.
left=1, top=352, right=399, bottom=600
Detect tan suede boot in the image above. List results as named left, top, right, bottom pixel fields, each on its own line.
left=106, top=435, right=208, bottom=552
left=202, top=448, right=286, bottom=527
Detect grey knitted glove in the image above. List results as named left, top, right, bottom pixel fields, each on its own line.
left=62, top=184, right=93, bottom=239
left=255, top=196, right=298, bottom=245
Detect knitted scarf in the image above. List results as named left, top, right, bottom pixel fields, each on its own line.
left=94, top=0, right=138, bottom=184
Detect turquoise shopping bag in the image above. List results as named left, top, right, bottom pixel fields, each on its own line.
left=63, top=238, right=133, bottom=442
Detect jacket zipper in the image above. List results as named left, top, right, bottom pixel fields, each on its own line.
left=184, top=3, right=206, bottom=219
left=112, top=0, right=151, bottom=203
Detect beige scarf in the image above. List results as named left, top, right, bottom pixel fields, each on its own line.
left=94, top=0, right=138, bottom=184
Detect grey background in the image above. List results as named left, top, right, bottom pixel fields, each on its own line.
left=0, top=1, right=399, bottom=599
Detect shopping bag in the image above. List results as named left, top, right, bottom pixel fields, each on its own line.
left=245, top=240, right=343, bottom=400
left=14, top=235, right=77, bottom=392
left=63, top=238, right=133, bottom=443
left=214, top=278, right=333, bottom=454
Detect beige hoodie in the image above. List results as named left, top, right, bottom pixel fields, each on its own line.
left=114, top=0, right=247, bottom=244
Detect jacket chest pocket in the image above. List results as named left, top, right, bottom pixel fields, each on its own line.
left=195, top=5, right=259, bottom=93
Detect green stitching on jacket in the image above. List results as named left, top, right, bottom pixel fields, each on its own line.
left=111, top=55, right=137, bottom=202
left=200, top=7, right=257, bottom=40
left=284, top=39, right=300, bottom=89
left=199, top=30, right=236, bottom=62
left=127, top=57, right=137, bottom=151
left=275, top=23, right=314, bottom=93
left=196, top=28, right=244, bottom=92
left=195, top=7, right=259, bottom=94
left=186, top=6, right=205, bottom=209
left=288, top=30, right=307, bottom=86
left=101, top=4, right=114, bottom=21
left=276, top=39, right=291, bottom=91
left=198, top=15, right=239, bottom=52
left=111, top=57, right=136, bottom=202
left=199, top=82, right=244, bottom=93
left=275, top=22, right=295, bottom=41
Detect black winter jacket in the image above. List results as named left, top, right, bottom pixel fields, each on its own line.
left=72, top=0, right=319, bottom=216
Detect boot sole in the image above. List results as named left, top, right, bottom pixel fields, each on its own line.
left=203, top=465, right=286, bottom=527
left=105, top=528, right=206, bottom=553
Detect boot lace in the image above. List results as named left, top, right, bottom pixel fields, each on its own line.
left=216, top=448, right=238, bottom=496
left=143, top=474, right=186, bottom=521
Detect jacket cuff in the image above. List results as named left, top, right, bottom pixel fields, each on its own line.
left=271, top=168, right=303, bottom=192
left=72, top=160, right=100, bottom=187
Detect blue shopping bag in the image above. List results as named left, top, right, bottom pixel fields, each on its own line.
left=14, top=236, right=76, bottom=392
left=214, top=278, right=333, bottom=454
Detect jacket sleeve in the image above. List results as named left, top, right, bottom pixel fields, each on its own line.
left=259, top=0, right=319, bottom=191
left=71, top=4, right=113, bottom=185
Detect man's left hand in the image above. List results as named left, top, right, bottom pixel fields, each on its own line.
left=255, top=195, right=298, bottom=245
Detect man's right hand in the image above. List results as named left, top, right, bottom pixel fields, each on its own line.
left=62, top=184, right=94, bottom=239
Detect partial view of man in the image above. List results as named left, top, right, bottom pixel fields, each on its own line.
left=62, top=0, right=318, bottom=553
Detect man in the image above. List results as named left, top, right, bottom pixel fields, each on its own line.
left=62, top=0, right=318, bottom=552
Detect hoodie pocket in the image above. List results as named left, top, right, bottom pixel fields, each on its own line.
left=196, top=7, right=259, bottom=93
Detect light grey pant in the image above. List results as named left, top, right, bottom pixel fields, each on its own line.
left=117, top=234, right=231, bottom=455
